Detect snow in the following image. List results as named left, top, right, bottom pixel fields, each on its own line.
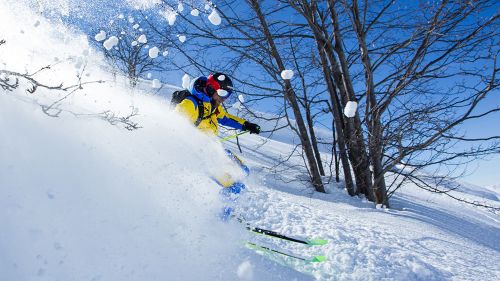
left=178, top=35, right=186, bottom=43
left=103, top=36, right=119, bottom=50
left=161, top=6, right=177, bottom=26
left=1, top=2, right=500, bottom=281
left=148, top=46, right=159, bottom=58
left=237, top=260, right=254, bottom=280
left=182, top=73, right=191, bottom=89
left=344, top=101, right=358, bottom=117
left=190, top=9, right=200, bottom=17
left=131, top=40, right=138, bottom=46
left=238, top=94, right=245, bottom=103
left=222, top=136, right=500, bottom=281
left=162, top=50, right=169, bottom=56
left=177, top=2, right=184, bottom=12
left=94, top=30, right=106, bottom=41
left=126, top=0, right=161, bottom=10
left=133, top=23, right=139, bottom=29
left=151, top=78, right=161, bottom=88
left=281, top=69, right=294, bottom=80
left=208, top=10, right=222, bottom=26
left=137, top=34, right=147, bottom=43
left=0, top=6, right=300, bottom=280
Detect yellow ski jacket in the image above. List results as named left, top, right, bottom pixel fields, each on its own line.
left=175, top=97, right=246, bottom=136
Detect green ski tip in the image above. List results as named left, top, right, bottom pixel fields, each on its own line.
left=310, top=255, right=327, bottom=263
left=307, top=239, right=328, bottom=246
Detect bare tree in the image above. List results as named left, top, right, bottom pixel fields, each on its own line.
left=291, top=0, right=499, bottom=206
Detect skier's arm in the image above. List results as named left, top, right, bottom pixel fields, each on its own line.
left=218, top=107, right=261, bottom=134
left=217, top=106, right=246, bottom=130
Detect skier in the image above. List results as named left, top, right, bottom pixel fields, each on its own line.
left=174, top=72, right=260, bottom=137
left=174, top=72, right=260, bottom=219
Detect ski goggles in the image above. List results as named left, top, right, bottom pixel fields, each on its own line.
left=216, top=88, right=232, bottom=99
left=206, top=85, right=233, bottom=99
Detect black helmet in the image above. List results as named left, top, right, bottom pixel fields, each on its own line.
left=206, top=72, right=234, bottom=98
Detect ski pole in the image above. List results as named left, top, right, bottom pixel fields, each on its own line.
left=220, top=130, right=249, bottom=142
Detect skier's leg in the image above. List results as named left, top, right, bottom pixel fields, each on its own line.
left=225, top=149, right=250, bottom=176
left=218, top=181, right=246, bottom=221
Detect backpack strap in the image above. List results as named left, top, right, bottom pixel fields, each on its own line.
left=193, top=96, right=204, bottom=127
left=186, top=95, right=212, bottom=127
left=185, top=94, right=215, bottom=127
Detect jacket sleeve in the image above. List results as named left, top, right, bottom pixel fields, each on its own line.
left=217, top=105, right=246, bottom=130
left=175, top=98, right=198, bottom=124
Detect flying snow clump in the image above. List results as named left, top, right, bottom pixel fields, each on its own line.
left=152, top=79, right=162, bottom=88
left=238, top=94, right=245, bottom=103
left=177, top=2, right=184, bottom=12
left=103, top=36, right=119, bottom=50
left=178, top=35, right=186, bottom=43
left=162, top=50, right=169, bottom=56
left=280, top=69, right=294, bottom=80
left=149, top=46, right=159, bottom=58
left=138, top=34, right=147, bottom=44
left=237, top=261, right=254, bottom=281
left=132, top=41, right=138, bottom=46
left=208, top=10, right=222, bottom=25
left=95, top=30, right=106, bottom=42
left=344, top=101, right=358, bottom=118
left=161, top=6, right=177, bottom=26
left=190, top=9, right=199, bottom=16
left=182, top=74, right=191, bottom=89
left=133, top=24, right=140, bottom=29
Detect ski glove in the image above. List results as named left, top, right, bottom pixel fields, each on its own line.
left=242, top=121, right=261, bottom=134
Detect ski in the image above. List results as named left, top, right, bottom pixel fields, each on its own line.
left=245, top=242, right=326, bottom=263
left=237, top=217, right=328, bottom=246
left=250, top=226, right=328, bottom=246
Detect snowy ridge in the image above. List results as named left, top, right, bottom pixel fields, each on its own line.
left=1, top=2, right=499, bottom=281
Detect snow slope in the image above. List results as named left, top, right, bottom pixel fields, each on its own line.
left=0, top=4, right=307, bottom=280
left=1, top=2, right=499, bottom=281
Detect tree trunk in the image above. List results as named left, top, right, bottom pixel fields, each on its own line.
left=316, top=45, right=355, bottom=195
left=250, top=0, right=325, bottom=193
left=349, top=0, right=388, bottom=205
left=292, top=0, right=355, bottom=195
left=305, top=103, right=326, bottom=176
left=332, top=115, right=340, bottom=182
left=324, top=0, right=375, bottom=201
